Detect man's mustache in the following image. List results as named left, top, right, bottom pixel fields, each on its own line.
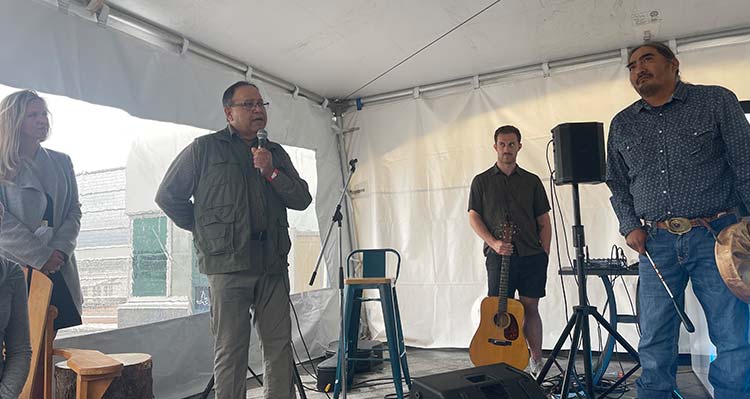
left=637, top=72, right=653, bottom=84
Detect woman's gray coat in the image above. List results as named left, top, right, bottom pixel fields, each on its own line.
left=0, top=147, right=82, bottom=314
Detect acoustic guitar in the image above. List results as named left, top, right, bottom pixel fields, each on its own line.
left=469, top=222, right=529, bottom=370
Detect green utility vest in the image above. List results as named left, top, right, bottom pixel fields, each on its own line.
left=191, top=129, right=291, bottom=275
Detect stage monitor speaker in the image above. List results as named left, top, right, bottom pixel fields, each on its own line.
left=410, top=363, right=546, bottom=399
left=552, top=122, right=606, bottom=185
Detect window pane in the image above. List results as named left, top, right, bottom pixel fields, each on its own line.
left=285, top=146, right=327, bottom=294
left=131, top=217, right=168, bottom=296
left=0, top=84, right=323, bottom=337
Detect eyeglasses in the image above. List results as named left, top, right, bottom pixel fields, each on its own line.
left=229, top=101, right=269, bottom=110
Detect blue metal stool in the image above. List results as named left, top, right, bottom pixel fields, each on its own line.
left=333, top=248, right=411, bottom=398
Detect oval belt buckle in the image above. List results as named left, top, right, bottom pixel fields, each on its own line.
left=666, top=217, right=692, bottom=235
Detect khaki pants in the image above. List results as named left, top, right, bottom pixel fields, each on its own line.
left=208, top=269, right=295, bottom=399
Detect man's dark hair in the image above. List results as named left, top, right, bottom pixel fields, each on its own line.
left=222, top=81, right=259, bottom=107
left=494, top=125, right=521, bottom=143
left=628, top=42, right=680, bottom=77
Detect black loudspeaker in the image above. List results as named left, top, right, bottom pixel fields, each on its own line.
left=410, top=363, right=546, bottom=399
left=552, top=122, right=606, bottom=185
left=316, top=340, right=384, bottom=391
left=740, top=100, right=750, bottom=113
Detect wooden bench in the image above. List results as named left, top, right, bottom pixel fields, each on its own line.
left=52, top=348, right=124, bottom=399
left=56, top=353, right=152, bottom=399
left=21, top=268, right=124, bottom=399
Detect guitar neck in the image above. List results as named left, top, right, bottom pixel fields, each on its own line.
left=497, top=254, right=511, bottom=313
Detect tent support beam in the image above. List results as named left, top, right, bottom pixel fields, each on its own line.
left=333, top=112, right=357, bottom=259
left=343, top=25, right=750, bottom=110
left=37, top=0, right=326, bottom=105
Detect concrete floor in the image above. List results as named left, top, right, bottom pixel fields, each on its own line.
left=244, top=348, right=711, bottom=399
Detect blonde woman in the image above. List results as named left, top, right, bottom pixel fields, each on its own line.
left=0, top=90, right=83, bottom=336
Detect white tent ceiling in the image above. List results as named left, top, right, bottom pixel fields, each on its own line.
left=106, top=0, right=750, bottom=99
left=3, top=0, right=750, bottom=395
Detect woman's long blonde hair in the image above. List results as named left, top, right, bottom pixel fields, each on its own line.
left=0, top=90, right=49, bottom=180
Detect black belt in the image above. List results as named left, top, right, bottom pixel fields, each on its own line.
left=250, top=231, right=267, bottom=241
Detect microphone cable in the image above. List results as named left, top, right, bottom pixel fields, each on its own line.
left=283, top=276, right=333, bottom=398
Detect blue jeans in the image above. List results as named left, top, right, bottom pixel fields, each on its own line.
left=637, top=214, right=750, bottom=399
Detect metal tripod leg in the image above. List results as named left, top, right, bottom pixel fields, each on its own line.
left=537, top=305, right=643, bottom=399
left=561, top=309, right=588, bottom=399
left=589, top=310, right=639, bottom=397
left=200, top=360, right=308, bottom=399
left=293, top=362, right=308, bottom=399
left=536, top=310, right=578, bottom=384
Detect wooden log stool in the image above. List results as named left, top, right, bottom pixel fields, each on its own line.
left=55, top=353, right=153, bottom=399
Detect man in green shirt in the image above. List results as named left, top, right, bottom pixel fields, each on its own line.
left=468, top=125, right=552, bottom=376
left=156, top=81, right=312, bottom=399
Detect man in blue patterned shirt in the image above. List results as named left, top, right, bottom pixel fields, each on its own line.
left=607, top=42, right=750, bottom=399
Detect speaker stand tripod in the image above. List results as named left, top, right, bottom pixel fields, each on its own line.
left=536, top=183, right=641, bottom=398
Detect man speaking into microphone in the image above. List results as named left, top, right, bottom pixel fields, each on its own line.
left=156, top=81, right=312, bottom=399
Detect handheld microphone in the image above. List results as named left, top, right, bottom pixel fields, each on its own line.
left=255, top=129, right=269, bottom=177
left=257, top=128, right=268, bottom=148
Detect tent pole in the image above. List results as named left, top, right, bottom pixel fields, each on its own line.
left=336, top=115, right=358, bottom=254
left=344, top=26, right=750, bottom=109
left=38, top=0, right=325, bottom=104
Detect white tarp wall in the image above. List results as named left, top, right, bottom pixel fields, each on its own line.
left=56, top=289, right=341, bottom=399
left=0, top=0, right=347, bottom=397
left=343, top=41, right=750, bottom=353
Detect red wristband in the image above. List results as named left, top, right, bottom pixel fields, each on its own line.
left=266, top=168, right=279, bottom=182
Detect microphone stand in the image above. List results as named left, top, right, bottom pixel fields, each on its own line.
left=309, top=158, right=357, bottom=398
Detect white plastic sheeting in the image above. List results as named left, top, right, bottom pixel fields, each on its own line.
left=56, top=288, right=340, bottom=399
left=342, top=42, right=750, bottom=351
left=0, top=1, right=348, bottom=397
left=3, top=0, right=750, bottom=396
left=1, top=0, right=222, bottom=130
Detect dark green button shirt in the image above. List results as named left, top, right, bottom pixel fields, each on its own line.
left=228, top=126, right=268, bottom=234
left=468, top=164, right=551, bottom=257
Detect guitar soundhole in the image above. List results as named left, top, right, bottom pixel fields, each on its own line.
left=493, top=312, right=520, bottom=340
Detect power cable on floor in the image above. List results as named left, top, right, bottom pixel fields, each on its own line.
left=284, top=275, right=332, bottom=398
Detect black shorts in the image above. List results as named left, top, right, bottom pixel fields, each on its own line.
left=485, top=252, right=548, bottom=299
